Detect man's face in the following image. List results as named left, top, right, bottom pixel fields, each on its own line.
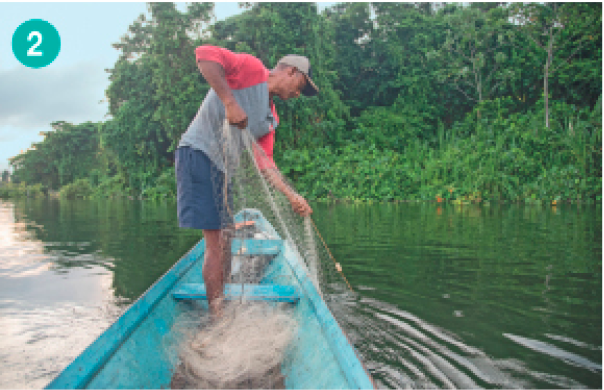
left=279, top=68, right=307, bottom=100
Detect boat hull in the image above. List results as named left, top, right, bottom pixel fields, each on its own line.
left=46, top=209, right=373, bottom=389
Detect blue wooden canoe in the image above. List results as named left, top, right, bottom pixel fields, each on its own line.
left=46, top=209, right=374, bottom=389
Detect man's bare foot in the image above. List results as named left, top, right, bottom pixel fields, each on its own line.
left=209, top=297, right=224, bottom=320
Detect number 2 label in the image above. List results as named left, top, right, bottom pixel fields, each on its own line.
left=27, top=31, right=43, bottom=57
left=13, top=19, right=60, bottom=68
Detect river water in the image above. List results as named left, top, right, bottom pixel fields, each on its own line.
left=0, top=198, right=601, bottom=389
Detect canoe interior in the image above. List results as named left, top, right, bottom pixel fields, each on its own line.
left=46, top=209, right=373, bottom=389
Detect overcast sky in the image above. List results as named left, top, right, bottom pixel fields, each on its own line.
left=2, top=2, right=331, bottom=172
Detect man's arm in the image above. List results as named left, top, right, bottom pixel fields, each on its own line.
left=261, top=167, right=313, bottom=217
left=197, top=59, right=248, bottom=129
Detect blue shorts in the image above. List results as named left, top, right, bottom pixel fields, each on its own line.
left=175, top=147, right=233, bottom=230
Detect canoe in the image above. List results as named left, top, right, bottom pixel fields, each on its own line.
left=46, top=209, right=374, bottom=389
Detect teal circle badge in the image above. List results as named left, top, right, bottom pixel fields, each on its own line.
left=12, top=19, right=61, bottom=68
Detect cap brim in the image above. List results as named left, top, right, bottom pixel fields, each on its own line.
left=302, top=75, right=319, bottom=97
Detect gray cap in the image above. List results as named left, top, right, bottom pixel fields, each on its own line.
left=277, top=55, right=319, bottom=97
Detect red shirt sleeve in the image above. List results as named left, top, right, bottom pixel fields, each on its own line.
left=195, top=45, right=268, bottom=90
left=253, top=100, right=280, bottom=170
left=254, top=130, right=276, bottom=170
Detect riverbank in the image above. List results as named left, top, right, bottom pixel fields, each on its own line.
left=5, top=97, right=600, bottom=205
left=1, top=181, right=599, bottom=206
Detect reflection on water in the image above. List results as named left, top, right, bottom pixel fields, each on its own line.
left=0, top=199, right=601, bottom=389
left=0, top=199, right=200, bottom=389
left=0, top=301, right=122, bottom=389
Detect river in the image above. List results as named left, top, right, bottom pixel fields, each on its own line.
left=0, top=198, right=600, bottom=388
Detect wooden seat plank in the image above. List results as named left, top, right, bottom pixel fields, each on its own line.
left=173, top=283, right=301, bottom=303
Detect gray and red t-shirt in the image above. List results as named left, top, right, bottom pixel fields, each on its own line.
left=178, top=46, right=278, bottom=172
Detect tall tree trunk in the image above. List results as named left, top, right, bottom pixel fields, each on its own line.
left=544, top=27, right=555, bottom=129
left=544, top=68, right=549, bottom=129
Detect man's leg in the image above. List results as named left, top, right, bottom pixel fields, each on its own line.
left=202, top=228, right=231, bottom=317
left=222, top=226, right=233, bottom=283
left=176, top=147, right=234, bottom=316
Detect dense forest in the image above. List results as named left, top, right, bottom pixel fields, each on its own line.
left=2, top=2, right=602, bottom=203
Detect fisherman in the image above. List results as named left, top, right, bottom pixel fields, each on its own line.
left=175, top=45, right=318, bottom=316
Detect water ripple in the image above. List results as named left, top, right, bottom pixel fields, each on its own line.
left=503, top=333, right=602, bottom=372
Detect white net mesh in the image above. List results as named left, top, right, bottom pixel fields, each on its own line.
left=173, top=302, right=296, bottom=389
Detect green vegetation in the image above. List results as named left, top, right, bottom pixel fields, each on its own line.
left=7, top=2, right=602, bottom=203
left=0, top=182, right=45, bottom=199
left=280, top=96, right=601, bottom=202
left=59, top=179, right=94, bottom=199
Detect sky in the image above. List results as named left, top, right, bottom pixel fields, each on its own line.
left=0, top=2, right=333, bottom=173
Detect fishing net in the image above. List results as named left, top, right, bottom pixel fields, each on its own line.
left=170, top=121, right=349, bottom=389
left=172, top=302, right=296, bottom=389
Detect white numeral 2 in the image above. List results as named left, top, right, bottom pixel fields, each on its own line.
left=27, top=31, right=43, bottom=57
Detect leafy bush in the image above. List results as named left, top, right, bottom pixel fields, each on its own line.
left=0, top=183, right=46, bottom=199
left=141, top=167, right=176, bottom=200
left=92, top=174, right=129, bottom=199
left=348, top=105, right=431, bottom=152
left=59, top=179, right=94, bottom=199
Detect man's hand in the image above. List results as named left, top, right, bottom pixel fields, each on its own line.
left=197, top=59, right=248, bottom=130
left=225, top=100, right=248, bottom=130
left=289, top=194, right=313, bottom=217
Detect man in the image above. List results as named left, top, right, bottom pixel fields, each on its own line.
left=175, top=45, right=318, bottom=316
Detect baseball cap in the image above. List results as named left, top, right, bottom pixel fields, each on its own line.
left=277, top=55, right=319, bottom=97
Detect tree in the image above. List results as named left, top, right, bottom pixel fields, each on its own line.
left=511, top=3, right=599, bottom=128
left=147, top=3, right=214, bottom=152
left=10, top=122, right=100, bottom=189
left=429, top=5, right=515, bottom=105
left=323, top=2, right=374, bottom=114
left=546, top=3, right=602, bottom=109
left=103, top=3, right=214, bottom=193
left=1, top=170, right=9, bottom=183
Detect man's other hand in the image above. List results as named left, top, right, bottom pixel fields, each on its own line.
left=289, top=194, right=313, bottom=217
